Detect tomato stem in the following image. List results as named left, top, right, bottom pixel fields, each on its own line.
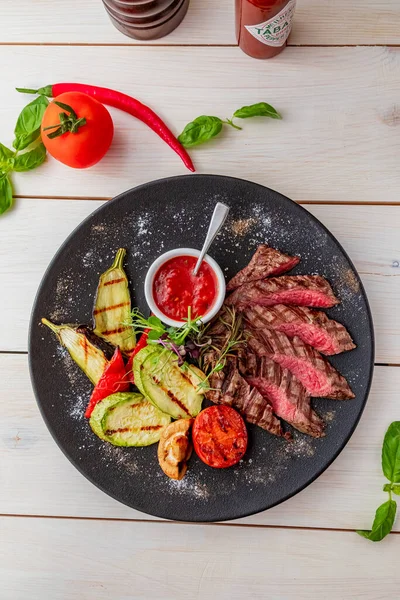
left=43, top=101, right=87, bottom=139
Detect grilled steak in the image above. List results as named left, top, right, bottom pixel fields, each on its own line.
left=226, top=244, right=300, bottom=292
left=246, top=327, right=354, bottom=400
left=244, top=355, right=325, bottom=438
left=205, top=358, right=285, bottom=438
left=226, top=275, right=339, bottom=309
left=244, top=304, right=355, bottom=355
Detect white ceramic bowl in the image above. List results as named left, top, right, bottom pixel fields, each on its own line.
left=144, top=248, right=226, bottom=328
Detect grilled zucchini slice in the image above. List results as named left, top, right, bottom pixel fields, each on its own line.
left=93, top=248, right=136, bottom=355
left=89, top=392, right=171, bottom=447
left=42, top=318, right=108, bottom=385
left=133, top=346, right=205, bottom=419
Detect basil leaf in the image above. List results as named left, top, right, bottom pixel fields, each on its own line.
left=13, top=143, right=46, bottom=172
left=0, top=174, right=13, bottom=215
left=357, top=499, right=397, bottom=542
left=0, top=143, right=15, bottom=173
left=233, top=102, right=282, bottom=120
left=13, top=96, right=49, bottom=151
left=382, top=421, right=400, bottom=483
left=383, top=483, right=400, bottom=495
left=0, top=143, right=14, bottom=163
left=178, top=116, right=223, bottom=148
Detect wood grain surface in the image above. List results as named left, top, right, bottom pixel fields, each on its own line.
left=1, top=354, right=398, bottom=531
left=2, top=0, right=400, bottom=45
left=2, top=1, right=400, bottom=596
left=1, top=516, right=398, bottom=600
left=1, top=199, right=398, bottom=360
left=0, top=46, right=399, bottom=202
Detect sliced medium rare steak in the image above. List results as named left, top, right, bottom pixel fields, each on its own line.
left=244, top=355, right=325, bottom=438
left=226, top=244, right=300, bottom=292
left=246, top=327, right=354, bottom=400
left=244, top=304, right=355, bottom=355
left=226, top=275, right=339, bottom=309
left=205, top=358, right=285, bottom=438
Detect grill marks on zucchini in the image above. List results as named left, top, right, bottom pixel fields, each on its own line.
left=103, top=277, right=125, bottom=287
left=93, top=248, right=136, bottom=355
left=93, top=301, right=130, bottom=316
left=149, top=371, right=191, bottom=415
left=89, top=392, right=171, bottom=446
left=104, top=424, right=164, bottom=436
left=133, top=346, right=205, bottom=419
left=41, top=318, right=108, bottom=385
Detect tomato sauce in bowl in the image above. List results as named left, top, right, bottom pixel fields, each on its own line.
left=153, top=255, right=217, bottom=321
left=144, top=248, right=226, bottom=327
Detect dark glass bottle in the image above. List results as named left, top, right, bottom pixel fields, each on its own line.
left=102, top=0, right=190, bottom=40
left=236, top=0, right=296, bottom=59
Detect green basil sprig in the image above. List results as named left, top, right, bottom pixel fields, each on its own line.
left=357, top=422, right=400, bottom=542
left=176, top=116, right=223, bottom=148
left=0, top=96, right=48, bottom=215
left=0, top=174, right=13, bottom=215
left=13, top=143, right=47, bottom=172
left=233, top=102, right=282, bottom=120
left=178, top=102, right=282, bottom=148
left=13, top=96, right=49, bottom=151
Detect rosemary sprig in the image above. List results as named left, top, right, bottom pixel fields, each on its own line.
left=197, top=306, right=244, bottom=392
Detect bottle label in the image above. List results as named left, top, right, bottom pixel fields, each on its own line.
left=245, top=0, right=297, bottom=47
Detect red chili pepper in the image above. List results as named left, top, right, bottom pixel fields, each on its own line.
left=85, top=347, right=130, bottom=418
left=17, top=83, right=195, bottom=173
left=126, top=328, right=150, bottom=384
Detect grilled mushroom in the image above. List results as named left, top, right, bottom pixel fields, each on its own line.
left=157, top=419, right=193, bottom=480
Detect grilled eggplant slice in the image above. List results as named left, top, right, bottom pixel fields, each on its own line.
left=89, top=392, right=171, bottom=446
left=41, top=318, right=108, bottom=384
left=93, top=248, right=136, bottom=355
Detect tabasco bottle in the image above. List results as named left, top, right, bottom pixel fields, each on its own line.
left=236, top=0, right=297, bottom=59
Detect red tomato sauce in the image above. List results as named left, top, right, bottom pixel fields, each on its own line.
left=153, top=255, right=218, bottom=321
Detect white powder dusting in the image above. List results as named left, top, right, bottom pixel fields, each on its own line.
left=322, top=410, right=336, bottom=424
left=166, top=471, right=211, bottom=500
left=137, top=214, right=150, bottom=236
left=69, top=394, right=86, bottom=420
left=39, top=189, right=367, bottom=507
left=282, top=435, right=316, bottom=458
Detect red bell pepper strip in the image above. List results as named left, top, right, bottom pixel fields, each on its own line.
left=16, top=83, right=195, bottom=173
left=85, top=347, right=130, bottom=418
left=125, top=328, right=150, bottom=385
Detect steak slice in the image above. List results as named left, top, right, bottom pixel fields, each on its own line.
left=205, top=359, right=285, bottom=437
left=226, top=275, right=339, bottom=309
left=226, top=244, right=300, bottom=292
left=246, top=327, right=354, bottom=400
left=244, top=304, right=355, bottom=355
left=244, top=356, right=325, bottom=438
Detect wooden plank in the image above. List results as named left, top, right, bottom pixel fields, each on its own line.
left=2, top=0, right=400, bottom=45
left=1, top=199, right=399, bottom=362
left=0, top=46, right=399, bottom=202
left=2, top=0, right=234, bottom=45
left=1, top=352, right=399, bottom=531
left=1, top=516, right=399, bottom=600
left=292, top=0, right=400, bottom=46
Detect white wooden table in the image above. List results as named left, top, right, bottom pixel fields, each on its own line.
left=1, top=2, right=400, bottom=598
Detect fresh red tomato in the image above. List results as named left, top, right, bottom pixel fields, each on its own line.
left=192, top=405, right=248, bottom=468
left=41, top=92, right=113, bottom=169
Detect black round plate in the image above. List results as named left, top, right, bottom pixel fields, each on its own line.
left=29, top=175, right=374, bottom=522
